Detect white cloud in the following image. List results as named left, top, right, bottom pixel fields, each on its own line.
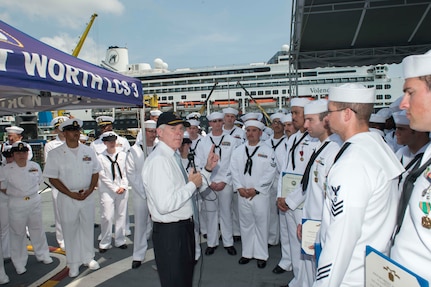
left=0, top=0, right=124, bottom=29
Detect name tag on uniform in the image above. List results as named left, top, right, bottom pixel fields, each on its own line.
left=281, top=172, right=302, bottom=198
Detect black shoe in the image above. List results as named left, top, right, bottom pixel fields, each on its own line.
left=257, top=259, right=266, bottom=269
left=272, top=265, right=286, bottom=274
left=94, top=223, right=100, bottom=228
left=280, top=284, right=289, bottom=287
left=205, top=246, right=217, bottom=255
left=118, top=244, right=128, bottom=249
left=131, top=260, right=142, bottom=269
left=224, top=246, right=237, bottom=256
left=99, top=248, right=108, bottom=253
left=203, top=234, right=207, bottom=239
left=233, top=235, right=241, bottom=242
left=238, top=257, right=251, bottom=265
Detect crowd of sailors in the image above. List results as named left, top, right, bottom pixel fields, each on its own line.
left=0, top=49, right=430, bottom=287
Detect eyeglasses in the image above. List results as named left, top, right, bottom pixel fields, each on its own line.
left=210, top=119, right=223, bottom=123
left=272, top=120, right=282, bottom=125
left=327, top=107, right=357, bottom=114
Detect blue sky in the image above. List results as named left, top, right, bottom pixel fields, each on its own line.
left=0, top=0, right=291, bottom=70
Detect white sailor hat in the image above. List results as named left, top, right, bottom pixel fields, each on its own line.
left=150, top=110, right=162, bottom=117
left=244, top=120, right=265, bottom=130
left=51, top=116, right=69, bottom=128
left=187, top=119, right=200, bottom=126
left=240, top=112, right=262, bottom=122
left=270, top=113, right=285, bottom=122
left=144, top=120, right=157, bottom=129
left=281, top=113, right=292, bottom=123
left=186, top=112, right=201, bottom=120
left=304, top=99, right=328, bottom=115
left=5, top=126, right=24, bottom=135
left=59, top=118, right=83, bottom=131
left=402, top=49, right=431, bottom=79
left=96, top=116, right=114, bottom=126
left=207, top=112, right=224, bottom=121
left=11, top=141, right=29, bottom=152
left=376, top=108, right=392, bottom=120
left=290, top=98, right=311, bottom=107
left=222, top=107, right=239, bottom=115
left=79, top=134, right=89, bottom=141
left=101, top=131, right=118, bottom=142
left=392, top=111, right=410, bottom=126
left=369, top=114, right=386, bottom=124
left=329, top=83, right=375, bottom=103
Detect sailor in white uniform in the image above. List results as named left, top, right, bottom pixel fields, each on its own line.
left=43, top=118, right=102, bottom=278
left=281, top=113, right=297, bottom=139
left=0, top=147, right=12, bottom=261
left=314, top=84, right=404, bottom=287
left=222, top=107, right=245, bottom=142
left=391, top=50, right=431, bottom=283
left=149, top=109, right=162, bottom=122
left=274, top=98, right=319, bottom=281
left=393, top=111, right=430, bottom=189
left=264, top=113, right=287, bottom=246
left=3, top=126, right=33, bottom=161
left=230, top=120, right=277, bottom=268
left=281, top=100, right=340, bottom=287
left=196, top=112, right=238, bottom=256
left=97, top=131, right=129, bottom=253
left=44, top=116, right=69, bottom=250
left=126, top=120, right=157, bottom=269
left=0, top=142, right=52, bottom=275
left=241, top=112, right=269, bottom=141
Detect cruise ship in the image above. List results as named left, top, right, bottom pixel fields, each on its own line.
left=100, top=45, right=403, bottom=116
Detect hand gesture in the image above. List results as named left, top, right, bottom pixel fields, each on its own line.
left=205, top=144, right=219, bottom=171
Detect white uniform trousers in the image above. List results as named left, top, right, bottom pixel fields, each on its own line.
left=51, top=187, right=64, bottom=248
left=198, top=197, right=208, bottom=235
left=278, top=210, right=293, bottom=271
left=204, top=184, right=234, bottom=247
left=238, top=193, right=270, bottom=261
left=99, top=189, right=129, bottom=249
left=8, top=194, right=50, bottom=271
left=132, top=196, right=150, bottom=261
left=296, top=254, right=315, bottom=287
left=232, top=191, right=241, bottom=237
left=282, top=208, right=303, bottom=287
left=268, top=183, right=280, bottom=245
left=0, top=231, right=8, bottom=283
left=58, top=191, right=96, bottom=267
left=0, top=193, right=10, bottom=258
left=194, top=194, right=202, bottom=261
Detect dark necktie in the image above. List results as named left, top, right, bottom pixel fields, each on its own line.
left=395, top=155, right=431, bottom=237
left=301, top=141, right=330, bottom=192
left=290, top=132, right=308, bottom=170
left=210, top=135, right=225, bottom=159
left=244, top=145, right=260, bottom=175
left=106, top=153, right=122, bottom=180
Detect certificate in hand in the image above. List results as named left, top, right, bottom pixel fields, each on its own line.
left=365, top=245, right=428, bottom=287
left=301, top=219, right=321, bottom=255
left=281, top=172, right=302, bottom=198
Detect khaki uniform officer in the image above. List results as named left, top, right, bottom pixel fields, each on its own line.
left=44, top=116, right=69, bottom=250
left=43, top=119, right=102, bottom=278
left=0, top=142, right=52, bottom=275
left=230, top=120, right=277, bottom=269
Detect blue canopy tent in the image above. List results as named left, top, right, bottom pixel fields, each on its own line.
left=0, top=20, right=143, bottom=115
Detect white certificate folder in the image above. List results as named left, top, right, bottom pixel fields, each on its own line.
left=365, top=245, right=428, bottom=287
left=301, top=218, right=321, bottom=255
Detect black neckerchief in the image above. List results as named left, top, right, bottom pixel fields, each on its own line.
left=105, top=153, right=122, bottom=180
left=271, top=136, right=286, bottom=151
left=210, top=135, right=225, bottom=159
left=244, top=145, right=260, bottom=175
left=289, top=132, right=308, bottom=170
left=301, top=141, right=330, bottom=192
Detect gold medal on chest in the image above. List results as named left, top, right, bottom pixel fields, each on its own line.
left=422, top=216, right=431, bottom=229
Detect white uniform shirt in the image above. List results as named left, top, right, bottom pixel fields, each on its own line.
left=97, top=150, right=128, bottom=193
left=126, top=142, right=154, bottom=200
left=44, top=135, right=64, bottom=161
left=91, top=135, right=130, bottom=155
left=315, top=132, right=404, bottom=287
left=196, top=133, right=238, bottom=185
left=43, top=144, right=101, bottom=191
left=142, top=141, right=211, bottom=223
left=0, top=161, right=42, bottom=197
left=277, top=130, right=319, bottom=198
left=286, top=136, right=340, bottom=218
left=230, top=141, right=277, bottom=194
left=223, top=126, right=245, bottom=143
left=391, top=144, right=431, bottom=282
left=264, top=135, right=288, bottom=175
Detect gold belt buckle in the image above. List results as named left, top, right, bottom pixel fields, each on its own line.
left=24, top=196, right=30, bottom=200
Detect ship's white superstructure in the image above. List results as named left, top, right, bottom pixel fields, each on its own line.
left=101, top=45, right=403, bottom=114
